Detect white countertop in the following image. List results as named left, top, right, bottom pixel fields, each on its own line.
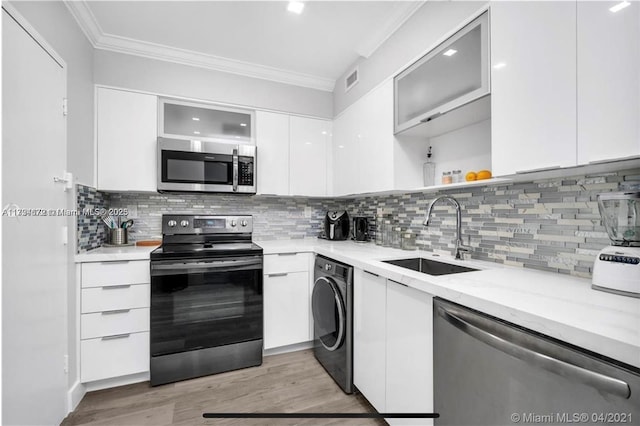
left=257, top=238, right=640, bottom=368
left=75, top=244, right=159, bottom=262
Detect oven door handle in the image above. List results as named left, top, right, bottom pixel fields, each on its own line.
left=232, top=148, right=239, bottom=192
left=151, top=258, right=262, bottom=275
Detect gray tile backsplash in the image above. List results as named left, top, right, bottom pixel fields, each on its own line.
left=77, top=184, right=110, bottom=252
left=80, top=168, right=639, bottom=278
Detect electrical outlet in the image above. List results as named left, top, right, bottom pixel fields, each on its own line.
left=304, top=207, right=313, bottom=218
left=127, top=204, right=138, bottom=218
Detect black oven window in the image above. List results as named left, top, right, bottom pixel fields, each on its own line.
left=151, top=268, right=263, bottom=357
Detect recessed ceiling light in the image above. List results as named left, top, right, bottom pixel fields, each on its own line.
left=193, top=131, right=200, bottom=134
left=240, top=123, right=247, bottom=127
left=192, top=117, right=200, bottom=121
left=493, top=62, right=507, bottom=69
left=305, top=142, right=312, bottom=145
left=443, top=49, right=458, bottom=57
left=321, top=131, right=327, bottom=135
left=338, top=145, right=345, bottom=149
left=610, top=1, right=630, bottom=12
left=287, top=1, right=304, bottom=15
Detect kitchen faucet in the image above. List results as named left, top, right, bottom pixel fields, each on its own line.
left=423, top=195, right=472, bottom=260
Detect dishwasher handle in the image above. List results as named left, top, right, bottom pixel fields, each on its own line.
left=437, top=306, right=631, bottom=399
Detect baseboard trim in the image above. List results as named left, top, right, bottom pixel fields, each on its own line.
left=264, top=340, right=314, bottom=357
left=84, top=372, right=150, bottom=392
left=67, top=380, right=86, bottom=414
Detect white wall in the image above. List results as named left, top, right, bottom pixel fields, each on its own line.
left=333, top=1, right=485, bottom=116
left=94, top=50, right=333, bottom=118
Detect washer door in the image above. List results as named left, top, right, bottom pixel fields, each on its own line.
left=312, top=276, right=345, bottom=352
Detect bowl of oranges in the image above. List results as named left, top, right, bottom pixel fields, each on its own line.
left=465, top=170, right=492, bottom=182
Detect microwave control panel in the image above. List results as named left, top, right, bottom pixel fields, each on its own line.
left=238, top=157, right=254, bottom=186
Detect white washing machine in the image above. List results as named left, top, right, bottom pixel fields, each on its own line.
left=311, top=255, right=354, bottom=394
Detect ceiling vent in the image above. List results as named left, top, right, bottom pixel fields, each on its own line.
left=345, top=67, right=359, bottom=92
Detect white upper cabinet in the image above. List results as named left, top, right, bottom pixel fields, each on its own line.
left=256, top=111, right=290, bottom=195
left=491, top=1, right=577, bottom=176
left=255, top=112, right=330, bottom=197
left=332, top=103, right=360, bottom=196
left=289, top=116, right=330, bottom=197
left=96, top=88, right=158, bottom=192
left=358, top=80, right=395, bottom=193
left=159, top=98, right=254, bottom=144
left=333, top=80, right=395, bottom=196
left=394, top=12, right=489, bottom=134
left=577, top=1, right=640, bottom=164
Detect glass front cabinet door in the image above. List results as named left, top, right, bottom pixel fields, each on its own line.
left=159, top=98, right=255, bottom=144
left=394, top=12, right=489, bottom=134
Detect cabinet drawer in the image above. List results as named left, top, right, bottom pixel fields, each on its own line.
left=81, top=331, right=149, bottom=383
left=264, top=253, right=310, bottom=274
left=82, top=260, right=149, bottom=288
left=81, top=284, right=149, bottom=313
left=81, top=308, right=150, bottom=340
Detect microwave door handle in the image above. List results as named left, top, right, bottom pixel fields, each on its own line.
left=232, top=149, right=239, bottom=192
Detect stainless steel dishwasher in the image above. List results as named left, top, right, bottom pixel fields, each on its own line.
left=434, top=298, right=640, bottom=426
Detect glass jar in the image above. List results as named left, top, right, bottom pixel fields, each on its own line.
left=382, top=220, right=393, bottom=247
left=391, top=227, right=402, bottom=249
left=442, top=171, right=452, bottom=184
left=452, top=170, right=462, bottom=183
left=401, top=230, right=417, bottom=250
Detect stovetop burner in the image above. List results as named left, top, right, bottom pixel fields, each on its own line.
left=151, top=214, right=262, bottom=260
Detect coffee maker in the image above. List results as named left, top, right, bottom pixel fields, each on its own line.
left=352, top=216, right=370, bottom=242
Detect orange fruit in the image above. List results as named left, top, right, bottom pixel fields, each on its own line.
left=476, top=170, right=492, bottom=180
left=465, top=171, right=477, bottom=181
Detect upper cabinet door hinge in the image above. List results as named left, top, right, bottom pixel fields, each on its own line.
left=62, top=98, right=68, bottom=116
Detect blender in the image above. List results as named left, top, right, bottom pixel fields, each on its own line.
left=592, top=192, right=640, bottom=297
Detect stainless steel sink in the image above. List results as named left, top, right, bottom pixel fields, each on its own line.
left=382, top=258, right=478, bottom=276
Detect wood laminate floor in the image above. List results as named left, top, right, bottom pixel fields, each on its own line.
left=62, top=349, right=385, bottom=426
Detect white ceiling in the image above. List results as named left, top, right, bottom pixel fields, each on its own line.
left=65, top=1, right=425, bottom=91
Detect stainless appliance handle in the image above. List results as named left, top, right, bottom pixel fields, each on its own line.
left=151, top=258, right=262, bottom=275
left=232, top=148, right=239, bottom=192
left=437, top=306, right=631, bottom=399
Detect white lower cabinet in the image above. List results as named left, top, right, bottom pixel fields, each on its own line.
left=386, top=280, right=434, bottom=425
left=353, top=269, right=387, bottom=412
left=79, top=260, right=151, bottom=383
left=263, top=253, right=313, bottom=350
left=264, top=271, right=310, bottom=349
left=354, top=268, right=434, bottom=424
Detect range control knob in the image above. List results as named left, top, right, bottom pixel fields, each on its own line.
left=241, top=220, right=248, bottom=227
left=180, top=220, right=189, bottom=227
left=230, top=220, right=237, bottom=227
left=167, top=220, right=177, bottom=227
left=325, top=264, right=332, bottom=271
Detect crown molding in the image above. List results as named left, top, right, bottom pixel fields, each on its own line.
left=63, top=0, right=424, bottom=92
left=63, top=0, right=102, bottom=46
left=355, top=1, right=426, bottom=58
left=96, top=33, right=336, bottom=91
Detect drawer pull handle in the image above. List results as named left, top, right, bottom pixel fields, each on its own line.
left=101, top=333, right=130, bottom=341
left=389, top=279, right=408, bottom=287
left=101, top=309, right=131, bottom=315
left=267, top=273, right=288, bottom=278
left=364, top=270, right=379, bottom=277
left=277, top=253, right=298, bottom=256
left=100, top=260, right=130, bottom=265
left=102, top=285, right=131, bottom=290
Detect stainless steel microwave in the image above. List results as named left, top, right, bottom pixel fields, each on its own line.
left=157, top=137, right=256, bottom=194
